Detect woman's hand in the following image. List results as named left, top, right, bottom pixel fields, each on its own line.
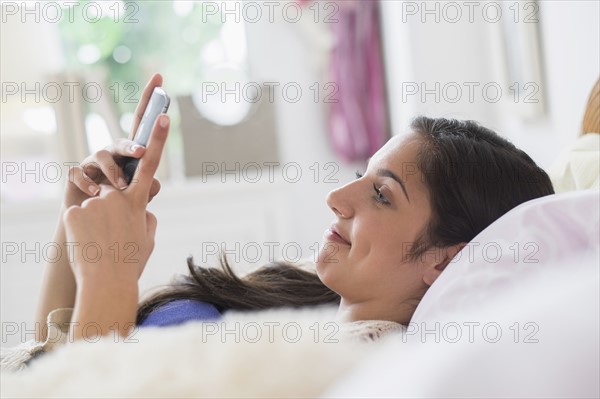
left=63, top=73, right=164, bottom=208
left=63, top=186, right=159, bottom=284
left=64, top=112, right=169, bottom=284
left=63, top=109, right=169, bottom=341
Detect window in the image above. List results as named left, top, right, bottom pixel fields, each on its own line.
left=1, top=0, right=249, bottom=202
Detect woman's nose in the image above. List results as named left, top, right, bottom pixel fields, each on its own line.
left=326, top=184, right=354, bottom=219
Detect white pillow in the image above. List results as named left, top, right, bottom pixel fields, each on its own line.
left=547, top=133, right=600, bottom=192
left=323, top=190, right=600, bottom=398
left=412, top=189, right=599, bottom=322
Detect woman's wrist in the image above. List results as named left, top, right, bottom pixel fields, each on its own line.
left=70, top=275, right=139, bottom=342
left=72, top=260, right=142, bottom=287
left=75, top=271, right=139, bottom=293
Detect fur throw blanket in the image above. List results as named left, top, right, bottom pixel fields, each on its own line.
left=1, top=306, right=403, bottom=398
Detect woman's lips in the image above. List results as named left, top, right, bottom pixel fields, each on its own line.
left=324, top=226, right=351, bottom=245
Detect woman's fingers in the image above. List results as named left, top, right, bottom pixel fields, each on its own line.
left=89, top=149, right=129, bottom=190
left=75, top=140, right=146, bottom=194
left=107, top=138, right=147, bottom=158
left=73, top=73, right=165, bottom=200
left=130, top=73, right=163, bottom=140
left=127, top=114, right=169, bottom=203
left=148, top=179, right=161, bottom=203
left=63, top=73, right=163, bottom=209
left=68, top=165, right=100, bottom=196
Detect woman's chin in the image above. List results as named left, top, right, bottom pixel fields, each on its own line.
left=314, top=262, right=336, bottom=292
left=316, top=250, right=340, bottom=269
left=316, top=249, right=344, bottom=282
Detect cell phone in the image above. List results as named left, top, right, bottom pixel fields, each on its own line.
left=122, top=87, right=170, bottom=184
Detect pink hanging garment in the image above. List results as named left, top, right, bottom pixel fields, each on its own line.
left=328, top=0, right=390, bottom=162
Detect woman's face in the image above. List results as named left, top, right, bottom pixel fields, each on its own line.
left=316, top=133, right=442, bottom=321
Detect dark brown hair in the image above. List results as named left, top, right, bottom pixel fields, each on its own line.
left=407, top=116, right=555, bottom=260
left=136, top=116, right=555, bottom=325
left=136, top=253, right=340, bottom=325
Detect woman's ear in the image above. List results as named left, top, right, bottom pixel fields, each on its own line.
left=422, top=243, right=467, bottom=286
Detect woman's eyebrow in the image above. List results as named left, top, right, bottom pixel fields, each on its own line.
left=376, top=168, right=410, bottom=202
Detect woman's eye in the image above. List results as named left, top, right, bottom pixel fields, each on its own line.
left=373, top=184, right=390, bottom=205
left=356, top=171, right=390, bottom=205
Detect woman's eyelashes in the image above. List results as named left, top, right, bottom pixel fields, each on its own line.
left=355, top=171, right=391, bottom=206
left=372, top=184, right=390, bottom=205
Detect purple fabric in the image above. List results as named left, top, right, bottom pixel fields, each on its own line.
left=328, top=0, right=390, bottom=162
left=138, top=299, right=222, bottom=328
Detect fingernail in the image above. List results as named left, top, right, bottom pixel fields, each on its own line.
left=130, top=144, right=143, bottom=153
left=89, top=185, right=99, bottom=196
left=159, top=115, right=169, bottom=128
left=118, top=177, right=128, bottom=190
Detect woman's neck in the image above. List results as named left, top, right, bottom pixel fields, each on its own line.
left=335, top=297, right=417, bottom=325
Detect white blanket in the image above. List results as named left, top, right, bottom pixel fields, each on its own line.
left=1, top=306, right=388, bottom=398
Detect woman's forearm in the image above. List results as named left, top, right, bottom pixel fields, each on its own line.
left=70, top=276, right=139, bottom=342
left=34, top=207, right=77, bottom=343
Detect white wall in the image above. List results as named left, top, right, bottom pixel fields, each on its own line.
left=381, top=0, right=599, bottom=169
left=243, top=9, right=366, bottom=251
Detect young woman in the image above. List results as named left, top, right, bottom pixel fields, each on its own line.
left=33, top=74, right=555, bottom=344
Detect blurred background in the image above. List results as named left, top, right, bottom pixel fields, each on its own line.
left=1, top=0, right=598, bottom=346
